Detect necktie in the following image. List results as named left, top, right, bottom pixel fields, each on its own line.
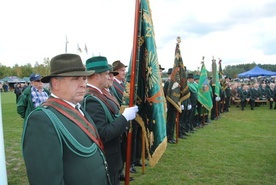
left=75, top=105, right=84, bottom=116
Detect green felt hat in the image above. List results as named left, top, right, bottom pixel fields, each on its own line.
left=187, top=73, right=194, bottom=79
left=112, top=60, right=127, bottom=71
left=108, top=64, right=119, bottom=76
left=86, top=56, right=112, bottom=73
left=194, top=75, right=200, bottom=80
left=41, top=53, right=95, bottom=83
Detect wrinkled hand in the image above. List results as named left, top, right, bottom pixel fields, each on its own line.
left=171, top=82, right=179, bottom=90
left=187, top=104, right=192, bottom=110
left=181, top=105, right=185, bottom=110
left=215, top=97, right=220, bottom=102
left=122, top=105, right=139, bottom=121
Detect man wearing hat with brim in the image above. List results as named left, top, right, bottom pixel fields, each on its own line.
left=82, top=56, right=138, bottom=185
left=163, top=68, right=178, bottom=143
left=22, top=53, right=112, bottom=185
left=223, top=76, right=231, bottom=112
left=104, top=64, right=120, bottom=108
left=163, top=68, right=172, bottom=94
left=159, top=64, right=165, bottom=76
left=111, top=59, right=129, bottom=180
left=111, top=60, right=127, bottom=105
left=187, top=73, right=198, bottom=132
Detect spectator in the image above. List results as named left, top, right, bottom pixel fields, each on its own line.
left=17, top=73, right=50, bottom=120
left=14, top=83, right=23, bottom=103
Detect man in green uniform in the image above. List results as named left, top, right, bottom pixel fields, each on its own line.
left=187, top=73, right=198, bottom=132
left=22, top=53, right=111, bottom=185
left=82, top=56, right=138, bottom=185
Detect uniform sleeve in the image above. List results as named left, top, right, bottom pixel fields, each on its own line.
left=22, top=110, right=65, bottom=185
left=84, top=96, right=128, bottom=144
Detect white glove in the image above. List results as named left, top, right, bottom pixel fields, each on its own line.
left=122, top=105, right=139, bottom=121
left=215, top=97, right=220, bottom=102
left=171, top=82, right=179, bottom=90
left=187, top=104, right=192, bottom=110
left=181, top=105, right=184, bottom=110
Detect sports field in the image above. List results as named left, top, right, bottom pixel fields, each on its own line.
left=2, top=92, right=275, bottom=185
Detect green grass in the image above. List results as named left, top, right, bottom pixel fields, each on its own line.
left=2, top=92, right=27, bottom=185
left=2, top=92, right=276, bottom=184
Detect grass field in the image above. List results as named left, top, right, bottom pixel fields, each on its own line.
left=2, top=92, right=276, bottom=185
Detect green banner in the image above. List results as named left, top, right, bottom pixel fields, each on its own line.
left=166, top=38, right=190, bottom=113
left=122, top=0, right=167, bottom=167
left=198, top=63, right=213, bottom=111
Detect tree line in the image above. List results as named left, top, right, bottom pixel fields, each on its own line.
left=0, top=59, right=275, bottom=80
left=0, top=58, right=50, bottom=79
left=223, top=62, right=276, bottom=79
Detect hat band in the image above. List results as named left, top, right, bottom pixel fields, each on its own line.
left=86, top=60, right=109, bottom=71
left=52, top=67, right=85, bottom=75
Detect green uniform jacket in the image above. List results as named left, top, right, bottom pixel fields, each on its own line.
left=250, top=88, right=261, bottom=101
left=22, top=105, right=110, bottom=185
left=82, top=87, right=129, bottom=182
left=188, top=82, right=198, bottom=106
left=17, top=86, right=50, bottom=119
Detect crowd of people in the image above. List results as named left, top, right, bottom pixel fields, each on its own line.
left=163, top=69, right=276, bottom=144
left=15, top=53, right=276, bottom=184
left=230, top=80, right=276, bottom=110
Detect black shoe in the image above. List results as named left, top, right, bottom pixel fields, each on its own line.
left=183, top=132, right=190, bottom=136
left=120, top=175, right=134, bottom=181
left=134, top=162, right=147, bottom=167
left=189, top=130, right=195, bottom=133
left=168, top=139, right=176, bottom=144
left=178, top=135, right=186, bottom=139
left=130, top=165, right=137, bottom=173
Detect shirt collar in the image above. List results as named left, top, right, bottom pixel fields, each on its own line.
left=114, top=77, right=123, bottom=84
left=86, top=83, right=103, bottom=94
left=31, top=86, right=44, bottom=92
left=51, top=93, right=80, bottom=108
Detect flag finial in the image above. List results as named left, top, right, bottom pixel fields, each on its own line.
left=212, top=56, right=216, bottom=62
left=177, top=36, right=181, bottom=43
left=201, top=56, right=205, bottom=64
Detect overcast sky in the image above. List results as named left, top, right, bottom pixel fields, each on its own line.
left=1, top=0, right=276, bottom=72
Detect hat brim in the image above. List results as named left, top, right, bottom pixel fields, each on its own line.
left=94, top=65, right=113, bottom=74
left=41, top=70, right=95, bottom=83
left=30, top=77, right=42, bottom=82
left=110, top=71, right=119, bottom=76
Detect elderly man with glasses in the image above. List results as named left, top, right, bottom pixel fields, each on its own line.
left=17, top=73, right=50, bottom=120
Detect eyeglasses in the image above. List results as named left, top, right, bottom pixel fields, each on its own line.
left=34, top=80, right=41, bottom=82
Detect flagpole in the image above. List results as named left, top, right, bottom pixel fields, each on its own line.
left=65, top=36, right=68, bottom=53
left=125, top=0, right=140, bottom=184
left=175, top=111, right=179, bottom=143
left=0, top=93, right=8, bottom=185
